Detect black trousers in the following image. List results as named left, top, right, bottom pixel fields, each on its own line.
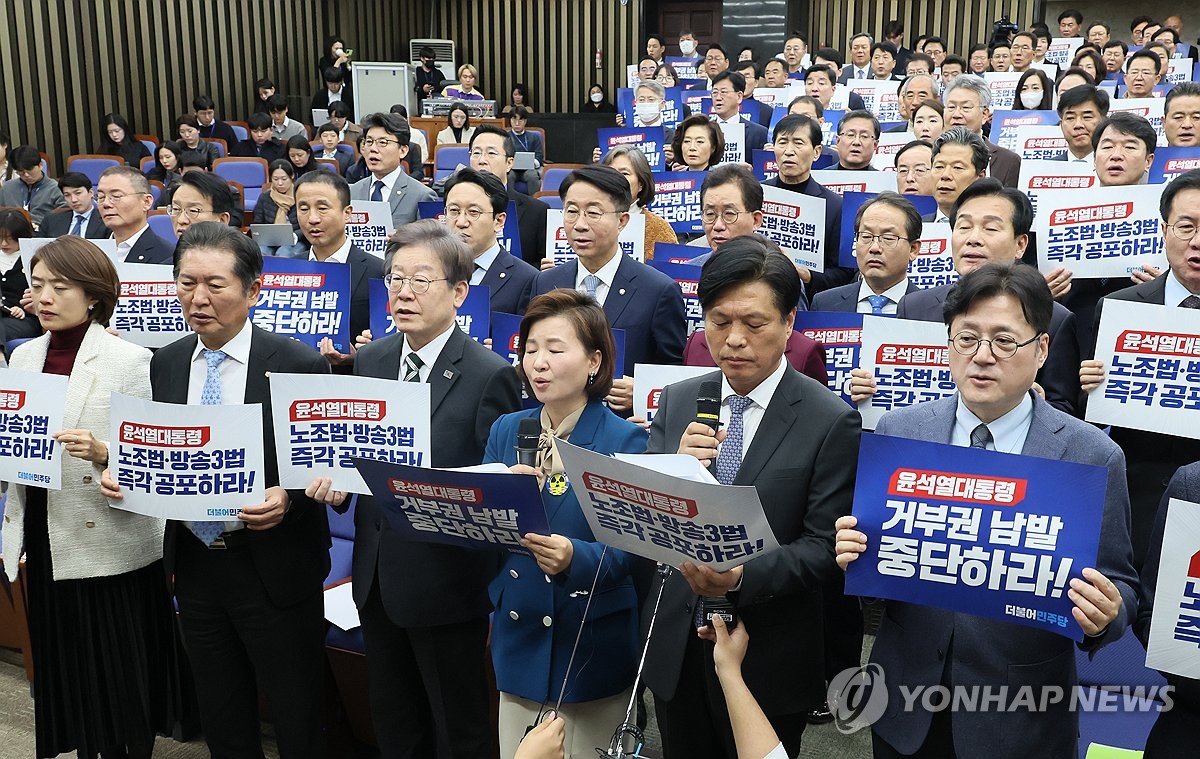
left=654, top=630, right=807, bottom=759
left=174, top=534, right=327, bottom=759
left=358, top=580, right=493, bottom=759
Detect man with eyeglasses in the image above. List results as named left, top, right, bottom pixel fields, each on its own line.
left=829, top=110, right=880, bottom=171
left=95, top=165, right=175, bottom=263
left=468, top=125, right=549, bottom=269
left=311, top=219, right=521, bottom=757
left=837, top=261, right=1136, bottom=759
left=813, top=192, right=919, bottom=313
left=1079, top=169, right=1200, bottom=565
left=894, top=139, right=932, bottom=195
left=519, top=165, right=685, bottom=413
left=852, top=179, right=1083, bottom=416
left=443, top=168, right=536, bottom=315
left=943, top=75, right=1022, bottom=188
left=349, top=112, right=437, bottom=236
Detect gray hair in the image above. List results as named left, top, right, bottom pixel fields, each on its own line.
left=943, top=74, right=992, bottom=110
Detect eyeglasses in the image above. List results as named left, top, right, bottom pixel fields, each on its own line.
left=854, top=232, right=910, bottom=248
left=168, top=205, right=215, bottom=219
left=468, top=148, right=505, bottom=159
left=950, top=331, right=1043, bottom=359
left=383, top=274, right=446, bottom=293
left=96, top=192, right=144, bottom=203
left=701, top=208, right=743, bottom=225
left=445, top=207, right=493, bottom=221
left=1166, top=221, right=1199, bottom=241
left=563, top=207, right=620, bottom=224
left=361, top=137, right=402, bottom=149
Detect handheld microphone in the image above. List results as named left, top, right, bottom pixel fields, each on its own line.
left=516, top=417, right=540, bottom=468
left=694, top=379, right=722, bottom=433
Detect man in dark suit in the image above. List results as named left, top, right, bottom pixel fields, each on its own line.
left=469, top=125, right=549, bottom=268
left=321, top=219, right=521, bottom=757
left=1080, top=169, right=1200, bottom=565
left=708, top=71, right=768, bottom=163
left=193, top=94, right=239, bottom=147
left=230, top=112, right=286, bottom=163
left=350, top=113, right=438, bottom=234
left=96, top=166, right=175, bottom=264
left=1136, top=463, right=1200, bottom=758
left=812, top=192, right=920, bottom=313
left=443, top=168, right=537, bottom=316
left=850, top=180, right=1082, bottom=416
left=520, top=166, right=686, bottom=416
left=40, top=172, right=109, bottom=238
left=943, top=74, right=1021, bottom=187
left=644, top=236, right=862, bottom=758
left=292, top=171, right=383, bottom=369
left=101, top=222, right=332, bottom=758
left=837, top=262, right=1137, bottom=759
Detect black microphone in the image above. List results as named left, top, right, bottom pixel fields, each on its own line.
left=516, top=417, right=540, bottom=468
left=693, top=380, right=739, bottom=630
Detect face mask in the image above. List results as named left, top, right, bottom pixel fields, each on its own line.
left=1019, top=90, right=1043, bottom=109
left=680, top=40, right=696, bottom=55
left=635, top=102, right=661, bottom=122
left=591, top=92, right=604, bottom=103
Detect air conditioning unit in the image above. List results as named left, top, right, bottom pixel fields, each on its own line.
left=410, top=38, right=457, bottom=83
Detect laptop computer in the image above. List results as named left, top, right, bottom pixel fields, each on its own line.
left=513, top=151, right=536, bottom=171
left=249, top=224, right=296, bottom=247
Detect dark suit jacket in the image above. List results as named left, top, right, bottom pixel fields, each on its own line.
left=765, top=176, right=855, bottom=299
left=479, top=246, right=538, bottom=316
left=682, top=329, right=829, bottom=387
left=810, top=279, right=920, bottom=312
left=1090, top=277, right=1200, bottom=565
left=987, top=140, right=1022, bottom=188
left=349, top=327, right=522, bottom=625
left=511, top=190, right=549, bottom=267
left=231, top=139, right=286, bottom=163
left=643, top=368, right=862, bottom=714
left=896, top=282, right=1080, bottom=416
left=869, top=392, right=1138, bottom=758
left=520, top=254, right=687, bottom=375
left=122, top=227, right=176, bottom=264
left=155, top=326, right=332, bottom=607
left=198, top=119, right=239, bottom=147
left=40, top=207, right=109, bottom=239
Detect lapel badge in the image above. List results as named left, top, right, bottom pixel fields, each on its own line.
left=546, top=472, right=569, bottom=496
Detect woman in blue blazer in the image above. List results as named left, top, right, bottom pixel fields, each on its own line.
left=484, top=289, right=647, bottom=759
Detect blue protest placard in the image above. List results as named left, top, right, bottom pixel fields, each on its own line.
left=647, top=259, right=703, bottom=336
left=648, top=172, right=707, bottom=234
left=846, top=433, right=1108, bottom=641
left=598, top=126, right=666, bottom=171
left=352, top=457, right=549, bottom=555
left=751, top=149, right=779, bottom=182
left=419, top=199, right=523, bottom=260
left=837, top=192, right=939, bottom=268
left=252, top=256, right=351, bottom=352
left=368, top=278, right=489, bottom=343
left=653, top=242, right=708, bottom=265
left=794, top=312, right=863, bottom=407
left=1149, top=147, right=1200, bottom=184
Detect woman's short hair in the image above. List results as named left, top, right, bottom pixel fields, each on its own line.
left=517, top=289, right=616, bottom=400
left=601, top=145, right=656, bottom=207
left=672, top=114, right=724, bottom=169
left=29, top=237, right=121, bottom=326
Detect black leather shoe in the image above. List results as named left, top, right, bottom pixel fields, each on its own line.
left=806, top=702, right=834, bottom=724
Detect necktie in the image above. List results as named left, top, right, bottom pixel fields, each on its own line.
left=969, top=423, right=993, bottom=450
left=189, top=349, right=229, bottom=546
left=715, top=396, right=753, bottom=485
left=371, top=180, right=385, bottom=202
left=70, top=215, right=85, bottom=236
left=582, top=274, right=602, bottom=299
left=1180, top=295, right=1200, bottom=309
left=402, top=352, right=424, bottom=382
left=866, top=294, right=890, bottom=315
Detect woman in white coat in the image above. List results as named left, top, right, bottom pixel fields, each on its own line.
left=6, top=236, right=187, bottom=759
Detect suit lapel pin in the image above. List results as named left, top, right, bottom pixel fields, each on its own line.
left=444, top=369, right=454, bottom=380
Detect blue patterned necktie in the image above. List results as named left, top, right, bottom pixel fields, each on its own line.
left=70, top=214, right=85, bottom=236
left=714, top=396, right=753, bottom=485
left=970, top=423, right=992, bottom=450
left=189, top=349, right=228, bottom=545
left=866, top=294, right=890, bottom=315
left=371, top=180, right=385, bottom=202
left=582, top=274, right=601, bottom=300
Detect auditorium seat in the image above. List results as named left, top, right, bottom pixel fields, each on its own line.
left=1074, top=626, right=1166, bottom=758
left=66, top=154, right=122, bottom=185
left=432, top=144, right=470, bottom=183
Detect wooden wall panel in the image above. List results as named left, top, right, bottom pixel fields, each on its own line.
left=0, top=0, right=429, bottom=174
left=808, top=0, right=1037, bottom=61
left=430, top=0, right=644, bottom=114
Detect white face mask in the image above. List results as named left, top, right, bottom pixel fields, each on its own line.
left=591, top=92, right=604, bottom=103
left=634, top=102, right=662, bottom=122
left=680, top=40, right=696, bottom=55
left=1019, top=89, right=1044, bottom=109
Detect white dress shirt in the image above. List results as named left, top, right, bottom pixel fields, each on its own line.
left=187, top=319, right=254, bottom=533
left=471, top=243, right=502, bottom=285
left=855, top=277, right=911, bottom=315
left=574, top=251, right=623, bottom=306
left=309, top=236, right=352, bottom=264
left=398, top=323, right=457, bottom=382
left=951, top=392, right=1034, bottom=454
left=718, top=356, right=788, bottom=460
